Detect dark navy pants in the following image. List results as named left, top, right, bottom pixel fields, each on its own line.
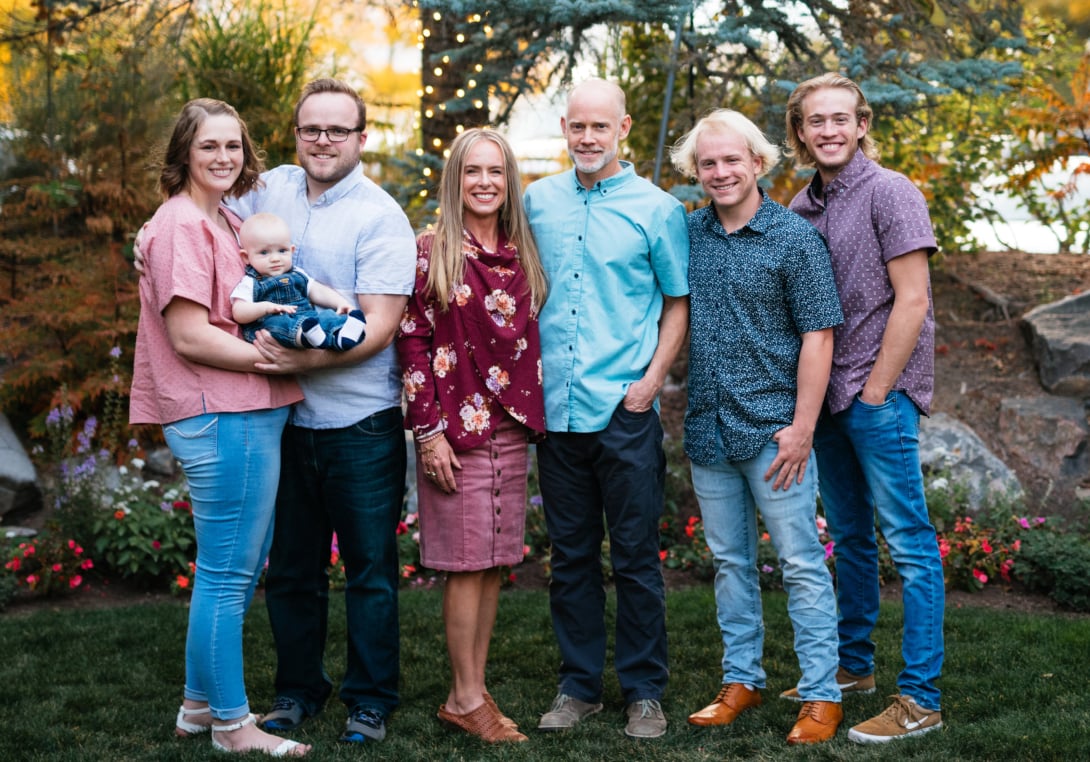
left=536, top=403, right=669, bottom=704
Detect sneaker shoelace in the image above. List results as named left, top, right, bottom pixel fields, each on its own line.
left=269, top=697, right=297, bottom=714
left=633, top=699, right=662, bottom=718
left=351, top=708, right=384, bottom=728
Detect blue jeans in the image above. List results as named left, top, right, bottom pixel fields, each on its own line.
left=536, top=404, right=669, bottom=704
left=814, top=391, right=945, bottom=710
left=691, top=440, right=840, bottom=701
left=164, top=407, right=290, bottom=720
left=264, top=407, right=406, bottom=716
left=244, top=307, right=346, bottom=350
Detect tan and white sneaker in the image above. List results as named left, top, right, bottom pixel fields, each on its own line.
left=847, top=695, right=942, bottom=744
left=780, top=666, right=875, bottom=701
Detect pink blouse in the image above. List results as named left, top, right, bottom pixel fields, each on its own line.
left=130, top=195, right=302, bottom=425
left=397, top=229, right=545, bottom=452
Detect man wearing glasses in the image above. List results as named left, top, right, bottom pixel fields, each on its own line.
left=236, top=77, right=417, bottom=745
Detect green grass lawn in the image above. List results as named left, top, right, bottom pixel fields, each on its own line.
left=2, top=585, right=1088, bottom=761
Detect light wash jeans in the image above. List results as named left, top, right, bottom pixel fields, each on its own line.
left=814, top=391, right=945, bottom=711
left=691, top=440, right=840, bottom=702
left=164, top=406, right=290, bottom=720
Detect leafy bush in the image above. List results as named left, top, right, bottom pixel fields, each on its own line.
left=90, top=485, right=195, bottom=586
left=2, top=534, right=94, bottom=597
left=1015, top=530, right=1090, bottom=612
left=36, top=399, right=195, bottom=592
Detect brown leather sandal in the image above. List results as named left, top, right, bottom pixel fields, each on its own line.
left=438, top=701, right=528, bottom=742
left=483, top=692, right=518, bottom=730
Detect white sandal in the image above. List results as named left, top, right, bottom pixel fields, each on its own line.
left=211, top=713, right=307, bottom=757
left=175, top=704, right=211, bottom=736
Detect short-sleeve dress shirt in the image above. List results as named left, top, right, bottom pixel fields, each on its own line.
left=524, top=162, right=689, bottom=433
left=790, top=150, right=937, bottom=415
left=396, top=229, right=545, bottom=452
left=130, top=195, right=303, bottom=425
left=685, top=192, right=843, bottom=465
left=230, top=164, right=417, bottom=428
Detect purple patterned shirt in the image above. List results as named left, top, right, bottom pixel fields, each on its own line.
left=790, top=150, right=937, bottom=415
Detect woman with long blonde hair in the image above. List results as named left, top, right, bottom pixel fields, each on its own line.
left=397, top=128, right=546, bottom=743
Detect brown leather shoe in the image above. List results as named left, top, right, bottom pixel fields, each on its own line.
left=438, top=702, right=528, bottom=742
left=688, top=683, right=762, bottom=727
left=786, top=700, right=843, bottom=745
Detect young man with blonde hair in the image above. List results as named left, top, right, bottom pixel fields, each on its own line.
left=671, top=109, right=844, bottom=745
left=785, top=72, right=945, bottom=744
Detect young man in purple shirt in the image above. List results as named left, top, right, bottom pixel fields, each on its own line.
left=785, top=72, right=945, bottom=744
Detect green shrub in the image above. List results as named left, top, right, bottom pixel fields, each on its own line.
left=1015, top=530, right=1090, bottom=612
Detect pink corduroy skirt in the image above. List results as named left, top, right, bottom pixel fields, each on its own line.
left=416, top=416, right=531, bottom=572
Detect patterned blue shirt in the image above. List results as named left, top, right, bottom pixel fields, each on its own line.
left=685, top=191, right=843, bottom=465
left=525, top=162, right=689, bottom=433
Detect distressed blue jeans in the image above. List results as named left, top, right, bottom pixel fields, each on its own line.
left=814, top=391, right=945, bottom=710
left=691, top=440, right=840, bottom=702
left=164, top=406, right=290, bottom=720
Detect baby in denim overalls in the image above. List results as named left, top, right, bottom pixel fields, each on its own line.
left=231, top=212, right=366, bottom=350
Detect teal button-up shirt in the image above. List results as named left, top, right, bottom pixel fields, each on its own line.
left=525, top=162, right=689, bottom=433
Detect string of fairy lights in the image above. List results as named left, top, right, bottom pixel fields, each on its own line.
left=412, top=3, right=491, bottom=202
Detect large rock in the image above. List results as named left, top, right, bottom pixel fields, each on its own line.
left=0, top=412, right=41, bottom=519
left=919, top=412, right=1023, bottom=510
left=1021, top=291, right=1090, bottom=396
left=998, top=396, right=1090, bottom=479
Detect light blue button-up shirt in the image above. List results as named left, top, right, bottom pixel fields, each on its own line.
left=525, top=162, right=689, bottom=433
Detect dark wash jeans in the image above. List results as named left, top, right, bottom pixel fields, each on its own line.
left=536, top=403, right=669, bottom=705
left=264, top=406, right=407, bottom=716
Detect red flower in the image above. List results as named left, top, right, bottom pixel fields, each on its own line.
left=396, top=521, right=409, bottom=535
left=173, top=500, right=191, bottom=512
left=981, top=539, right=993, bottom=554
left=176, top=575, right=190, bottom=589
left=52, top=563, right=62, bottom=572
left=69, top=575, right=83, bottom=588
left=658, top=550, right=668, bottom=561
left=972, top=568, right=988, bottom=585
left=401, top=564, right=417, bottom=578
left=80, top=559, right=94, bottom=570
left=114, top=510, right=126, bottom=520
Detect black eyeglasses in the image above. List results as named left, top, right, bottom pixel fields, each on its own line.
left=295, top=126, right=362, bottom=143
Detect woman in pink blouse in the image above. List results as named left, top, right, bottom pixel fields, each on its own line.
left=397, top=128, right=546, bottom=743
left=131, top=99, right=308, bottom=757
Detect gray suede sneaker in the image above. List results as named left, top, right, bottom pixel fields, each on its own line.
left=260, top=696, right=307, bottom=732
left=538, top=693, right=603, bottom=731
left=625, top=699, right=667, bottom=739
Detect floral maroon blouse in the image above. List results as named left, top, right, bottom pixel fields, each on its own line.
left=397, top=229, right=545, bottom=453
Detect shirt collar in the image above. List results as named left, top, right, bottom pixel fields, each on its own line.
left=571, top=160, right=636, bottom=194
left=808, top=148, right=870, bottom=198
left=699, top=187, right=774, bottom=235
left=307, top=162, right=365, bottom=205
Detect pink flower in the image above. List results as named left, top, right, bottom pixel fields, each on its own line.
left=938, top=538, right=951, bottom=559
left=972, top=569, right=988, bottom=585
left=1012, top=539, right=1021, bottom=552
left=981, top=539, right=993, bottom=554
left=69, top=575, right=83, bottom=588
left=824, top=541, right=835, bottom=560
left=23, top=545, right=35, bottom=557
left=1018, top=517, right=1030, bottom=529
left=80, top=559, right=94, bottom=570
left=26, top=574, right=39, bottom=587
left=523, top=544, right=531, bottom=557
left=52, top=563, right=63, bottom=572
